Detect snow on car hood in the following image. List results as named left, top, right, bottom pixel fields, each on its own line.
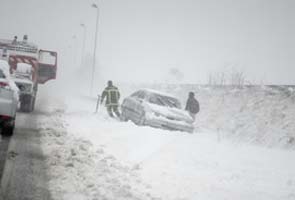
left=144, top=102, right=193, bottom=123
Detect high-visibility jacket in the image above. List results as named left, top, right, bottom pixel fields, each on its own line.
left=101, top=86, right=120, bottom=106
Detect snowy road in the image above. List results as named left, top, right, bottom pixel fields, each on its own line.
left=0, top=136, right=10, bottom=183
left=1, top=112, right=52, bottom=200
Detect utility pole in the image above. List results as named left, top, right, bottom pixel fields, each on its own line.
left=91, top=3, right=99, bottom=95
left=80, top=23, right=86, bottom=69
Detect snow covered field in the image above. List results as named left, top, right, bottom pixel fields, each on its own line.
left=34, top=84, right=295, bottom=200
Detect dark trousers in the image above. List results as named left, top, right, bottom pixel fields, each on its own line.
left=107, top=105, right=120, bottom=118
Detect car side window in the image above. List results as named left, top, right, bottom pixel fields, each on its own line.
left=149, top=95, right=165, bottom=106
left=138, top=92, right=145, bottom=99
left=131, top=91, right=140, bottom=98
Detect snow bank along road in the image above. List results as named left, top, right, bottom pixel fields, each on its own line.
left=1, top=85, right=295, bottom=200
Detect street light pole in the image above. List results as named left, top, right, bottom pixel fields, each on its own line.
left=80, top=23, right=86, bottom=68
left=71, top=35, right=79, bottom=69
left=91, top=3, right=99, bottom=95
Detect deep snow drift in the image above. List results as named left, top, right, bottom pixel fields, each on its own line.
left=34, top=84, right=295, bottom=200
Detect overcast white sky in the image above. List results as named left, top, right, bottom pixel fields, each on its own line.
left=0, top=0, right=294, bottom=85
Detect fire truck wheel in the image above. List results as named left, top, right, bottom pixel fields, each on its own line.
left=20, top=96, right=35, bottom=112
left=20, top=101, right=29, bottom=112
left=3, top=126, right=14, bottom=136
left=31, top=97, right=36, bottom=111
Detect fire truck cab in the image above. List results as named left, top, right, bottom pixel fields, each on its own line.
left=0, top=35, right=57, bottom=112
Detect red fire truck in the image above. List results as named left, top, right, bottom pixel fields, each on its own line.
left=0, top=35, right=58, bottom=112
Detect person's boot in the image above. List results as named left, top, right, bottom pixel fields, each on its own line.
left=108, top=111, right=114, bottom=118
left=115, top=111, right=121, bottom=118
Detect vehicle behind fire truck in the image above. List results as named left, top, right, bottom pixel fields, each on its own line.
left=0, top=60, right=19, bottom=135
left=0, top=35, right=57, bottom=112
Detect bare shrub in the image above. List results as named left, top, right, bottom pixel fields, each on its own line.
left=207, top=68, right=247, bottom=88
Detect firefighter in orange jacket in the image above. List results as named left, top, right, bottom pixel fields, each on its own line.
left=100, top=80, right=121, bottom=117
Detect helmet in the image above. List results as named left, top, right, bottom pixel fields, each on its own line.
left=107, top=80, right=113, bottom=86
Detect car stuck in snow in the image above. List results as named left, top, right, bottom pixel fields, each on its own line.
left=121, top=89, right=194, bottom=133
left=0, top=60, right=19, bottom=135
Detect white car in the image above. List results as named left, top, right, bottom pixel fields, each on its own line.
left=121, top=89, right=194, bottom=133
left=0, top=60, right=19, bottom=136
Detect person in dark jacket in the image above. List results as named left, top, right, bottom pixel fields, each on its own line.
left=12, top=36, right=18, bottom=44
left=100, top=80, right=121, bottom=117
left=185, top=92, right=200, bottom=120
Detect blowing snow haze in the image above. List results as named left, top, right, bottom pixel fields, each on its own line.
left=0, top=0, right=294, bottom=90
left=1, top=1, right=295, bottom=199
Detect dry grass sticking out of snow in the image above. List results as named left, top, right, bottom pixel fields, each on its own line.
left=35, top=108, right=161, bottom=200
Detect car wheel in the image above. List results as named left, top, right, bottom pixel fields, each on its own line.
left=135, top=111, right=145, bottom=126
left=2, top=119, right=15, bottom=136
left=20, top=95, right=34, bottom=112
left=3, top=126, right=14, bottom=136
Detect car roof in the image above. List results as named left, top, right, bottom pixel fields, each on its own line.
left=139, top=88, right=178, bottom=99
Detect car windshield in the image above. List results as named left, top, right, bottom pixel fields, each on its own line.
left=0, top=69, right=6, bottom=78
left=148, top=93, right=181, bottom=109
left=131, top=91, right=145, bottom=99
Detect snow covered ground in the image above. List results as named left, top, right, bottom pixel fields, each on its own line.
left=34, top=101, right=160, bottom=200
left=33, top=84, right=295, bottom=200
